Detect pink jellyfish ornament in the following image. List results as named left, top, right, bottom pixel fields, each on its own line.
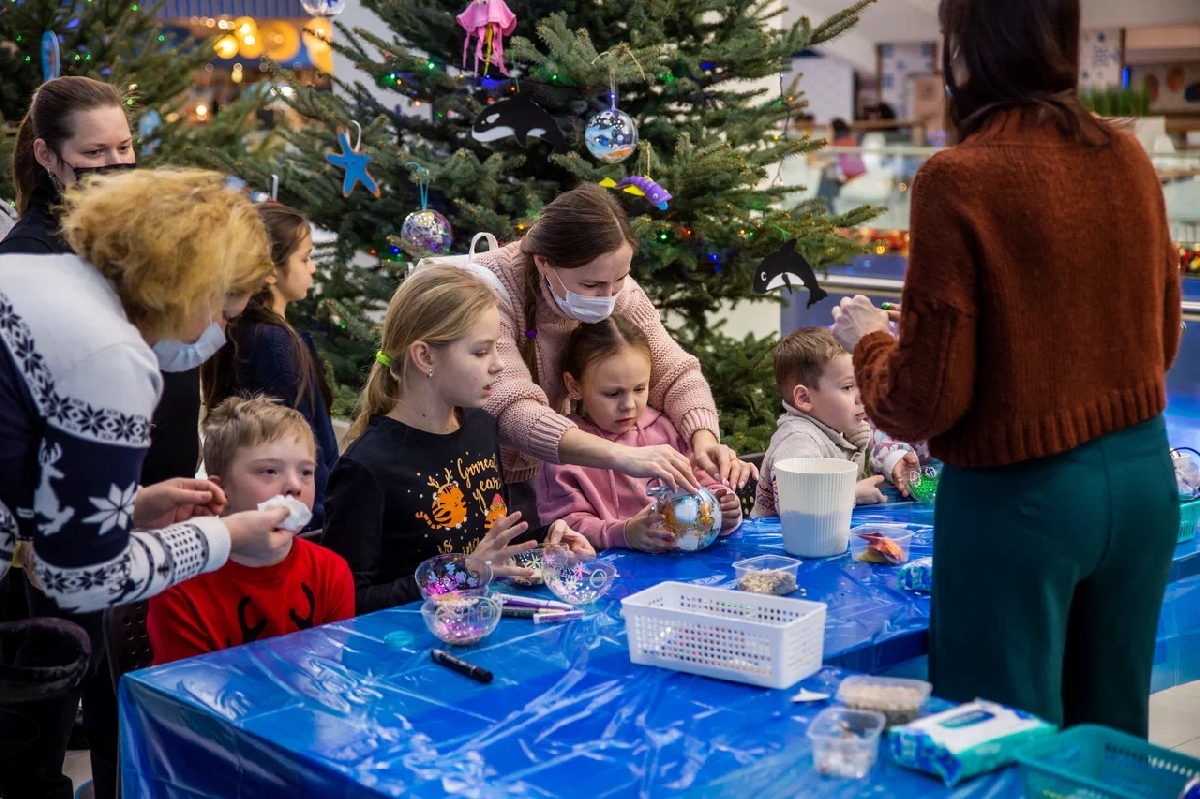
left=456, top=0, right=517, bottom=77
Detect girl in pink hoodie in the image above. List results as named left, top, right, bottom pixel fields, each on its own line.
left=536, top=317, right=744, bottom=551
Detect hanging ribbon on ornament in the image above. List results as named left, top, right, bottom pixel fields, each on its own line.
left=325, top=120, right=381, bottom=198
left=398, top=162, right=453, bottom=254
left=456, top=0, right=517, bottom=76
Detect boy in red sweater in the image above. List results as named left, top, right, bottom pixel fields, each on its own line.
left=148, top=397, right=354, bottom=664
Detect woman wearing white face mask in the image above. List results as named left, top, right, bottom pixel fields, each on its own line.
left=473, top=183, right=756, bottom=525
left=0, top=169, right=293, bottom=799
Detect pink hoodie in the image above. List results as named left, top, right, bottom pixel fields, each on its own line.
left=536, top=407, right=738, bottom=550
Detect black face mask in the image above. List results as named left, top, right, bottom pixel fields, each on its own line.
left=63, top=160, right=137, bottom=182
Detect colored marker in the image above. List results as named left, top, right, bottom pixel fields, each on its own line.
left=493, top=592, right=573, bottom=611
left=501, top=606, right=540, bottom=619
left=533, top=609, right=584, bottom=624
left=431, top=649, right=493, bottom=684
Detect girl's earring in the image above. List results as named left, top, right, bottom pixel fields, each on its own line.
left=427, top=370, right=434, bottom=378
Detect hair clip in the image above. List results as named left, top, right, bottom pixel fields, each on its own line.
left=376, top=351, right=392, bottom=367
left=524, top=328, right=538, bottom=339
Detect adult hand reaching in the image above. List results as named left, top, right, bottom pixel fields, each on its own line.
left=691, top=430, right=759, bottom=489
left=133, top=478, right=228, bottom=529
left=831, top=295, right=891, bottom=353
left=225, top=507, right=294, bottom=562
left=615, top=444, right=700, bottom=491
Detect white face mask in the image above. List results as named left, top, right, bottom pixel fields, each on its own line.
left=546, top=268, right=620, bottom=324
left=152, top=322, right=227, bottom=372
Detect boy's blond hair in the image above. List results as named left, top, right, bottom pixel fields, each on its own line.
left=202, top=396, right=315, bottom=477
left=774, top=326, right=848, bottom=400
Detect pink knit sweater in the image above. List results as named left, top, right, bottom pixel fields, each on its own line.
left=476, top=241, right=721, bottom=483
left=535, top=408, right=733, bottom=549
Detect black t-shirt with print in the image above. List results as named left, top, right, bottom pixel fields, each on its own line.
left=322, top=409, right=534, bottom=614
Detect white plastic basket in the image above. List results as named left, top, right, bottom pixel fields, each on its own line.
left=619, top=581, right=826, bottom=689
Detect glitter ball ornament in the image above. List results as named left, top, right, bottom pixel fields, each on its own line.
left=648, top=484, right=721, bottom=551
left=584, top=108, right=638, bottom=164
left=300, top=0, right=346, bottom=15
left=401, top=208, right=454, bottom=253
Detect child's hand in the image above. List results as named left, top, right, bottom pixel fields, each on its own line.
left=891, top=451, right=920, bottom=497
left=544, top=520, right=596, bottom=557
left=624, top=503, right=676, bottom=552
left=470, top=511, right=538, bottom=581
left=713, top=486, right=742, bottom=535
left=855, top=475, right=888, bottom=505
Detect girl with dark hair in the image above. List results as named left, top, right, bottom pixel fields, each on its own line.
left=201, top=203, right=338, bottom=530
left=536, top=316, right=743, bottom=552
left=831, top=0, right=1180, bottom=737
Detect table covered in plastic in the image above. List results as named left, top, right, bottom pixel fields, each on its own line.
left=119, top=506, right=1198, bottom=797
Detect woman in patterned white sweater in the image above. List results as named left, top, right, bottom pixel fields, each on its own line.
left=0, top=169, right=294, bottom=617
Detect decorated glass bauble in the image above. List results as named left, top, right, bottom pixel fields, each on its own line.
left=299, top=0, right=345, bottom=15
left=401, top=209, right=453, bottom=253
left=648, top=484, right=721, bottom=552
left=584, top=109, right=638, bottom=164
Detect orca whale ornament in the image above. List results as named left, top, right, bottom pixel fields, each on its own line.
left=472, top=94, right=567, bottom=156
left=753, top=238, right=828, bottom=308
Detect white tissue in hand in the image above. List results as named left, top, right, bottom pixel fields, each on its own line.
left=257, top=495, right=312, bottom=533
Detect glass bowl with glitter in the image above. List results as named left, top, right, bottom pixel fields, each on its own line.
left=542, top=549, right=618, bottom=605
left=506, top=546, right=546, bottom=588
left=646, top=483, right=721, bottom=552
left=420, top=595, right=502, bottom=646
left=906, top=466, right=940, bottom=505
left=415, top=553, right=492, bottom=602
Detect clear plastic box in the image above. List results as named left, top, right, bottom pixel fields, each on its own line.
left=807, top=707, right=886, bottom=779
left=849, top=524, right=915, bottom=565
left=836, top=675, right=932, bottom=726
left=733, top=554, right=801, bottom=595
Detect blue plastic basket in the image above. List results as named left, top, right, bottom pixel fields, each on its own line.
left=1179, top=497, right=1200, bottom=545
left=1015, top=725, right=1200, bottom=799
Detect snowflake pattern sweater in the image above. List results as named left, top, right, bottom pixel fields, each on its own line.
left=0, top=253, right=232, bottom=613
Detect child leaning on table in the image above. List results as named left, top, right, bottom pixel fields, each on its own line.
left=536, top=316, right=747, bottom=552
left=147, top=396, right=355, bottom=665
left=751, top=326, right=930, bottom=517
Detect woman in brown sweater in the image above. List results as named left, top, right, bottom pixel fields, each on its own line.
left=831, top=0, right=1181, bottom=738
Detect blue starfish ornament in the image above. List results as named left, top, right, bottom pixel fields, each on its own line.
left=325, top=126, right=381, bottom=198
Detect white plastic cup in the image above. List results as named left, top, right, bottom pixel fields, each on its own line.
left=775, top=458, right=858, bottom=558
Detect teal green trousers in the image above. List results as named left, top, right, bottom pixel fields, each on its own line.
left=930, top=416, right=1179, bottom=738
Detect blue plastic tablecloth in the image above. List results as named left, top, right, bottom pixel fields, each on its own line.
left=120, top=623, right=1023, bottom=799
left=119, top=448, right=1200, bottom=797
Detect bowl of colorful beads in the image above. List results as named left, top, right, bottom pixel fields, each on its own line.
left=415, top=553, right=492, bottom=602
left=542, top=549, right=618, bottom=605
left=420, top=595, right=502, bottom=646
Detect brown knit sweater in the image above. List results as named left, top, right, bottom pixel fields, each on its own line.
left=854, top=108, right=1181, bottom=469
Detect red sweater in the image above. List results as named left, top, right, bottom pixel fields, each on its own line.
left=854, top=108, right=1181, bottom=468
left=148, top=536, right=355, bottom=665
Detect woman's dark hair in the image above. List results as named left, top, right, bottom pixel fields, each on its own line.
left=939, top=0, right=1110, bottom=145
left=13, top=77, right=128, bottom=216
left=830, top=118, right=852, bottom=139
left=518, top=183, right=637, bottom=384
left=201, top=203, right=333, bottom=413
left=561, top=315, right=653, bottom=413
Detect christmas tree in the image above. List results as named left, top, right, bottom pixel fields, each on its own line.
left=0, top=0, right=269, bottom=203
left=245, top=0, right=879, bottom=451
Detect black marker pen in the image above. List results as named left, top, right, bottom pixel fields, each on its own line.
left=501, top=606, right=540, bottom=619
left=431, top=649, right=493, bottom=684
